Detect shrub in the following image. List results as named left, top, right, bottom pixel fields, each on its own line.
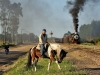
left=94, top=36, right=100, bottom=44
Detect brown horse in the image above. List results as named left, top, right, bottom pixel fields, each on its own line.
left=27, top=43, right=67, bottom=71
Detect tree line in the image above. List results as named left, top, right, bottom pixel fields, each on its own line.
left=79, top=20, right=100, bottom=41
left=0, top=32, right=38, bottom=45
left=0, top=0, right=38, bottom=45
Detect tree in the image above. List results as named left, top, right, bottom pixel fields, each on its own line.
left=0, top=0, right=23, bottom=43
left=63, top=31, right=71, bottom=38
left=79, top=20, right=100, bottom=41
left=9, top=2, right=23, bottom=43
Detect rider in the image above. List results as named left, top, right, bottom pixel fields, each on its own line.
left=4, top=44, right=9, bottom=54
left=39, top=29, right=48, bottom=57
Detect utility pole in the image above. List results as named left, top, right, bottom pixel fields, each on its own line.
left=21, top=29, right=25, bottom=44
left=15, top=33, right=18, bottom=45
left=25, top=31, right=30, bottom=44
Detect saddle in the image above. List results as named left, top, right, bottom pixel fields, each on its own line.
left=36, top=44, right=49, bottom=58
left=36, top=44, right=49, bottom=52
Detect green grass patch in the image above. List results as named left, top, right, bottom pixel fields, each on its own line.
left=81, top=42, right=94, bottom=46
left=3, top=54, right=87, bottom=75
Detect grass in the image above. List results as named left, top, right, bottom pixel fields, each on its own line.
left=96, top=42, right=100, bottom=46
left=81, top=42, right=94, bottom=46
left=3, top=54, right=87, bottom=75
left=0, top=41, right=3, bottom=47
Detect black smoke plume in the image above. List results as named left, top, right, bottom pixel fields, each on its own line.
left=67, top=0, right=86, bottom=32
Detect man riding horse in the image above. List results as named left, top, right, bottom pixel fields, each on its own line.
left=27, top=29, right=67, bottom=71
left=39, top=29, right=48, bottom=57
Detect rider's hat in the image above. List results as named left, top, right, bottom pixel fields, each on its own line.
left=42, top=29, right=46, bottom=32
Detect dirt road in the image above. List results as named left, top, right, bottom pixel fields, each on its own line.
left=61, top=44, right=100, bottom=75
left=0, top=45, right=35, bottom=74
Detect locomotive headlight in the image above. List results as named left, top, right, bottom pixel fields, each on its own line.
left=74, top=35, right=79, bottom=40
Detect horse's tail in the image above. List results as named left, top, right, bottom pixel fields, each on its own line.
left=27, top=48, right=32, bottom=68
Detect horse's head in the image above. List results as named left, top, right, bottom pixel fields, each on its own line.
left=58, top=49, right=68, bottom=63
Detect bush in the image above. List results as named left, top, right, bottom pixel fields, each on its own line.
left=0, top=43, right=16, bottom=48
left=94, top=37, right=100, bottom=44
left=8, top=43, right=16, bottom=47
left=81, top=42, right=94, bottom=46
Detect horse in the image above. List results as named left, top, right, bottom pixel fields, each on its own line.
left=27, top=43, right=67, bottom=71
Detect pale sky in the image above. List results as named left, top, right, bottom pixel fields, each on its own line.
left=1, top=0, right=100, bottom=38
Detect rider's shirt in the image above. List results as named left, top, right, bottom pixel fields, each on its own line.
left=39, top=34, right=47, bottom=44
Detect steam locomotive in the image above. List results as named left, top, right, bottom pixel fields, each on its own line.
left=71, top=33, right=80, bottom=44
left=53, top=33, right=80, bottom=44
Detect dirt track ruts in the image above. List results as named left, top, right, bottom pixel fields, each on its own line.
left=61, top=44, right=100, bottom=75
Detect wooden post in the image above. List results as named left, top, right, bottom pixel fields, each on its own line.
left=50, top=31, right=53, bottom=42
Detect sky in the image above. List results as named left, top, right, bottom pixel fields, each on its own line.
left=1, top=0, right=100, bottom=38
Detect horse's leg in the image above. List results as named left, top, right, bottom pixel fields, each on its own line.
left=55, top=55, right=61, bottom=70
left=32, top=55, right=35, bottom=64
left=54, top=55, right=61, bottom=70
left=47, top=52, right=56, bottom=71
left=47, top=59, right=52, bottom=71
left=34, top=58, right=39, bottom=72
left=31, top=54, right=35, bottom=71
left=55, top=61, right=61, bottom=70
